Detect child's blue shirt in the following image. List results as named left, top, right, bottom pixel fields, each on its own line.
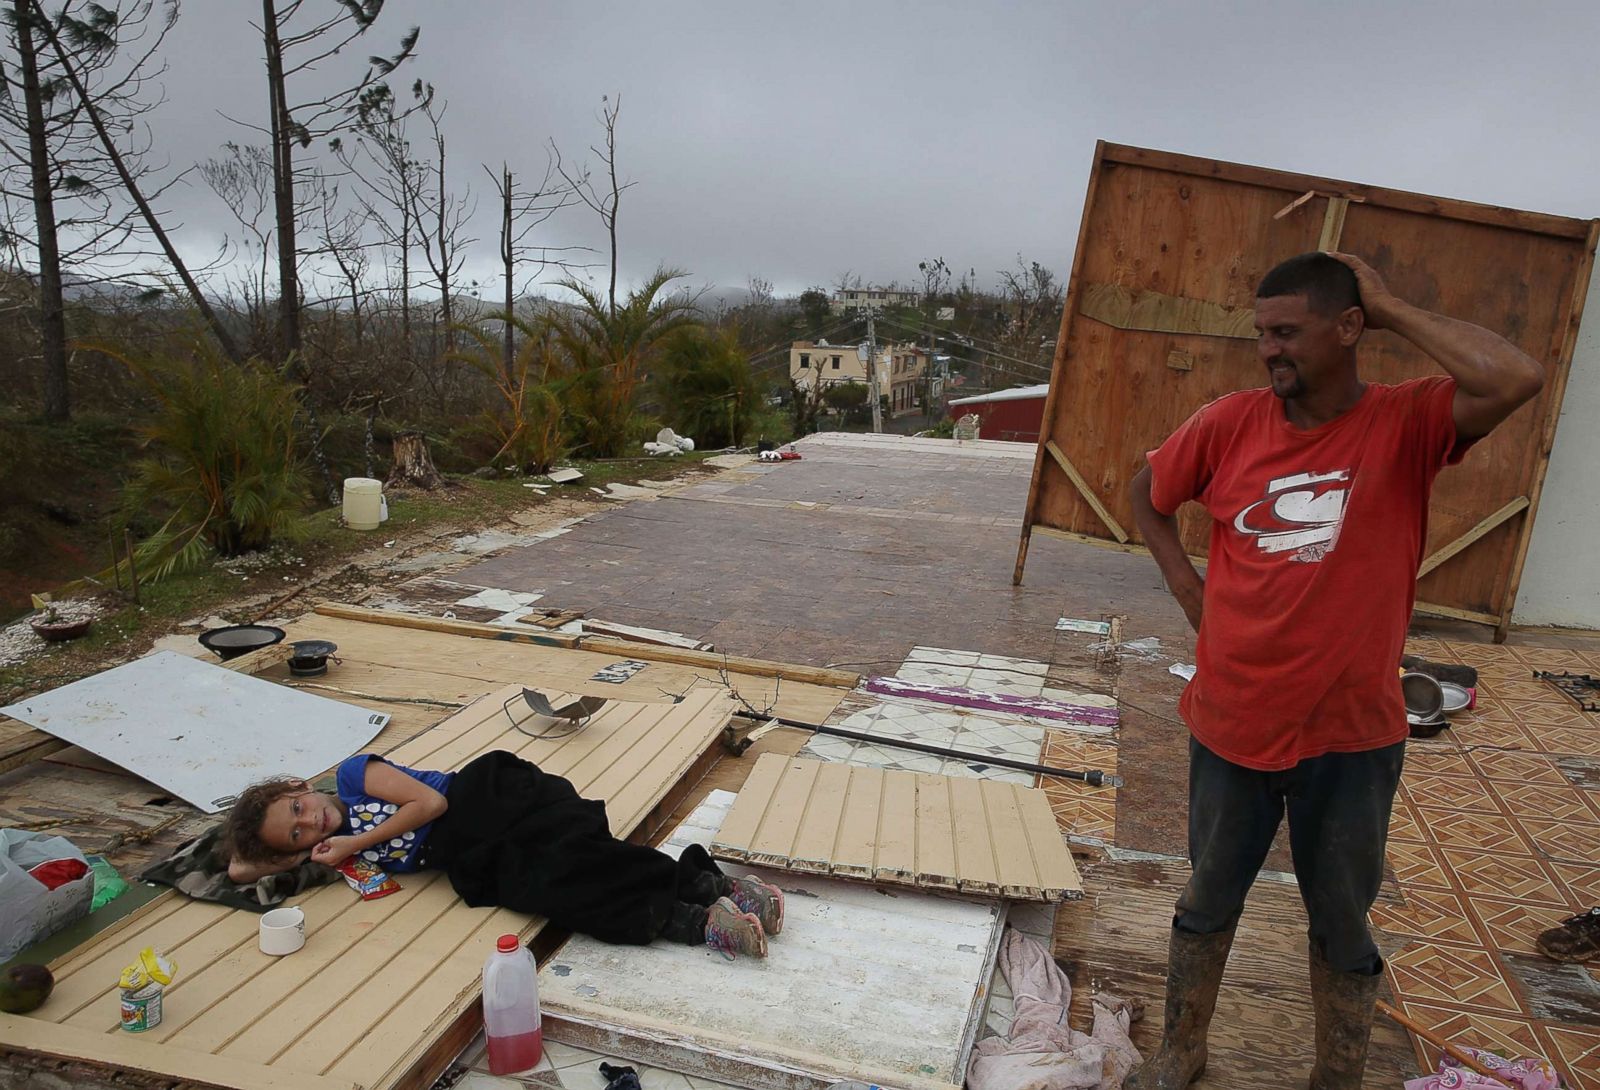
left=334, top=754, right=454, bottom=872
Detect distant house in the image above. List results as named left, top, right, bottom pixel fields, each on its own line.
left=791, top=340, right=940, bottom=416
left=829, top=287, right=920, bottom=313
left=947, top=383, right=1049, bottom=443
left=790, top=340, right=870, bottom=391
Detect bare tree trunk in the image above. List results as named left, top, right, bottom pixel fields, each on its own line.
left=27, top=0, right=243, bottom=364
left=387, top=430, right=444, bottom=489
left=432, top=129, right=452, bottom=338
left=13, top=0, right=68, bottom=420
left=400, top=199, right=412, bottom=353
left=500, top=164, right=514, bottom=382
left=262, top=0, right=300, bottom=363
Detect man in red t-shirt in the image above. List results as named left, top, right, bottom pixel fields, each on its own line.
left=1125, top=252, right=1545, bottom=1090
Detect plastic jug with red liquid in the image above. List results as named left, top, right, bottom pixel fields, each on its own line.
left=482, top=934, right=542, bottom=1074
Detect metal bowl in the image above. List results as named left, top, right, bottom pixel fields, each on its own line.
left=1401, top=672, right=1445, bottom=720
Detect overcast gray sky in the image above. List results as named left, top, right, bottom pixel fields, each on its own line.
left=150, top=0, right=1600, bottom=301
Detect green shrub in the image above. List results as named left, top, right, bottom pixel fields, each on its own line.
left=108, top=340, right=309, bottom=576
left=448, top=317, right=568, bottom=475
left=657, top=326, right=760, bottom=449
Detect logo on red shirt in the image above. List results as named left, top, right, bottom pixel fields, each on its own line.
left=1231, top=469, right=1351, bottom=563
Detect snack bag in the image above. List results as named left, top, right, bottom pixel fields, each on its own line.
left=336, top=858, right=401, bottom=900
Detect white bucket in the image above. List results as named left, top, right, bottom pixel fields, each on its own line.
left=343, top=478, right=383, bottom=530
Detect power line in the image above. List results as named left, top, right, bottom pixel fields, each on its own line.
left=874, top=315, right=1055, bottom=381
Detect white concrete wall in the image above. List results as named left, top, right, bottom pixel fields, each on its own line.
left=1514, top=260, right=1600, bottom=629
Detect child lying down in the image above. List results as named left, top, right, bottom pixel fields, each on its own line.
left=221, top=749, right=781, bottom=960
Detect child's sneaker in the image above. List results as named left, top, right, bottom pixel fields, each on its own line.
left=728, top=874, right=784, bottom=936
left=705, top=896, right=767, bottom=961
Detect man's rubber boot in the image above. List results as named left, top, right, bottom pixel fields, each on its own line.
left=1125, top=926, right=1236, bottom=1089
left=1307, top=947, right=1382, bottom=1090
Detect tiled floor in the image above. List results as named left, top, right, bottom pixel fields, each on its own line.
left=897, top=646, right=1118, bottom=706
left=798, top=699, right=1046, bottom=784
left=1039, top=732, right=1119, bottom=843
left=1378, top=637, right=1600, bottom=1087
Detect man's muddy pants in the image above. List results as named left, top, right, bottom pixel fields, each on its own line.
left=1176, top=737, right=1406, bottom=975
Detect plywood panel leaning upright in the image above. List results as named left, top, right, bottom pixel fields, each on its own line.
left=1013, top=142, right=1599, bottom=639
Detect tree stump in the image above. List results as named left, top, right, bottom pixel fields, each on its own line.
left=387, top=430, right=445, bottom=490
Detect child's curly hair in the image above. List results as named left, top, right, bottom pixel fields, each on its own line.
left=222, top=777, right=308, bottom=864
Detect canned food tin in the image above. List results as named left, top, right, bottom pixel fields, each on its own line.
left=119, top=981, right=163, bottom=1032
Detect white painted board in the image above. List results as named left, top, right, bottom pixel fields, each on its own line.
left=1, top=651, right=389, bottom=812
left=539, top=790, right=1003, bottom=1090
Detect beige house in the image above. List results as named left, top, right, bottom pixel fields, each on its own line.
left=790, top=340, right=870, bottom=390
left=791, top=341, right=935, bottom=417
left=830, top=287, right=920, bottom=313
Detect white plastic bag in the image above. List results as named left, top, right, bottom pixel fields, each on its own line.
left=0, top=828, right=95, bottom=959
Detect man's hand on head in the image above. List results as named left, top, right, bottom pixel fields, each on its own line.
left=1326, top=251, right=1402, bottom=330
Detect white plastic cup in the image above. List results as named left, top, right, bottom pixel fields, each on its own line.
left=259, top=906, right=306, bottom=955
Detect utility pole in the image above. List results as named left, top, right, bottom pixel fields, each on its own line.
left=867, top=313, right=883, bottom=433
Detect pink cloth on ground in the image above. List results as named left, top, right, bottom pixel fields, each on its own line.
left=967, top=929, right=1142, bottom=1090
left=1402, top=1046, right=1562, bottom=1090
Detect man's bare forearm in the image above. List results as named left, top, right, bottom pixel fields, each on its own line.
left=1130, top=466, right=1204, bottom=633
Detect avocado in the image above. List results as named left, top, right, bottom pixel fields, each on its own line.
left=0, top=963, right=54, bottom=1014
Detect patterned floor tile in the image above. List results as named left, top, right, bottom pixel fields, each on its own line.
left=1391, top=999, right=1546, bottom=1067
left=1386, top=940, right=1523, bottom=1014
left=1469, top=749, right=1572, bottom=786
left=1541, top=1024, right=1600, bottom=1090
left=1439, top=642, right=1519, bottom=669
left=1417, top=808, right=1530, bottom=854
left=1390, top=801, right=1427, bottom=844
left=1404, top=746, right=1477, bottom=779
left=1389, top=839, right=1455, bottom=891
left=1513, top=702, right=1596, bottom=730
left=1438, top=848, right=1568, bottom=907
left=1404, top=773, right=1502, bottom=813
left=1483, top=676, right=1574, bottom=703
left=1493, top=780, right=1600, bottom=826
left=1518, top=817, right=1600, bottom=866
left=1040, top=732, right=1118, bottom=772
left=1469, top=896, right=1561, bottom=957
left=1450, top=717, right=1538, bottom=750
left=1045, top=787, right=1116, bottom=840
left=1527, top=726, right=1600, bottom=758
left=1369, top=886, right=1483, bottom=946
left=1549, top=862, right=1600, bottom=909
left=1516, top=648, right=1598, bottom=673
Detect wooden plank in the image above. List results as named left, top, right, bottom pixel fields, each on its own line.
left=712, top=758, right=1079, bottom=900
left=1014, top=784, right=1083, bottom=900
left=789, top=760, right=852, bottom=873
left=707, top=751, right=789, bottom=859
left=1414, top=600, right=1502, bottom=626
left=913, top=774, right=958, bottom=891
left=978, top=781, right=1042, bottom=899
left=312, top=602, right=580, bottom=648
left=872, top=769, right=918, bottom=885
left=579, top=636, right=861, bottom=689
left=831, top=764, right=885, bottom=880
left=1496, top=219, right=1600, bottom=641
left=1318, top=195, right=1351, bottom=250
left=0, top=1015, right=354, bottom=1090
left=947, top=775, right=1000, bottom=896
left=1417, top=496, right=1530, bottom=577
left=1098, top=142, right=1592, bottom=239
left=1078, top=282, right=1258, bottom=340
left=745, top=758, right=820, bottom=868
left=1045, top=440, right=1129, bottom=543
